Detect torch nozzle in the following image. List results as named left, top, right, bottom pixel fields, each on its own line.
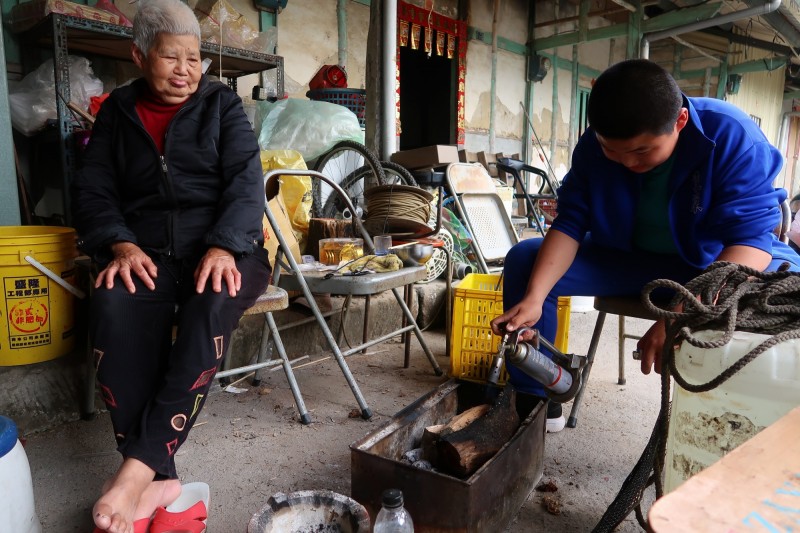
left=486, top=334, right=509, bottom=387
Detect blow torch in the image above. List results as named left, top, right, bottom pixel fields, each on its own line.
left=486, top=327, right=587, bottom=403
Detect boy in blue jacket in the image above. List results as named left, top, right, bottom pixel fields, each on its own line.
left=490, top=59, right=800, bottom=432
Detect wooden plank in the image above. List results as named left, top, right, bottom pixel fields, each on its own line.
left=649, top=407, right=800, bottom=532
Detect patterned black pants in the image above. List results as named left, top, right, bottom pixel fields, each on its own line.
left=90, top=249, right=270, bottom=479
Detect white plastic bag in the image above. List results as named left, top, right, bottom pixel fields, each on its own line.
left=196, top=0, right=277, bottom=54
left=254, top=98, right=365, bottom=161
left=9, top=56, right=103, bottom=135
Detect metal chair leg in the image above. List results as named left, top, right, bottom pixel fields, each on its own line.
left=444, top=248, right=453, bottom=358
left=617, top=315, right=627, bottom=386
left=251, top=317, right=275, bottom=386
left=403, top=284, right=412, bottom=368
left=362, top=295, right=370, bottom=354
left=265, top=312, right=312, bottom=424
left=567, top=311, right=607, bottom=428
left=82, top=336, right=97, bottom=420
left=390, top=287, right=443, bottom=375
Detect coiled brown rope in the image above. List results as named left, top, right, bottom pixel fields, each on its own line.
left=593, top=261, right=800, bottom=533
left=364, top=184, right=432, bottom=235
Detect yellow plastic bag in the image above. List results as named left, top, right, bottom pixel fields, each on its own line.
left=260, top=150, right=312, bottom=252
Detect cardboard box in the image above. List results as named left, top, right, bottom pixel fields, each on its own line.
left=458, top=149, right=478, bottom=163
left=390, top=145, right=459, bottom=170
left=263, top=193, right=302, bottom=268
left=9, top=0, right=123, bottom=33
left=477, top=151, right=499, bottom=177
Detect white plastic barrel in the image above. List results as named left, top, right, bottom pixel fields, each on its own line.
left=664, top=330, right=800, bottom=492
left=0, top=416, right=42, bottom=533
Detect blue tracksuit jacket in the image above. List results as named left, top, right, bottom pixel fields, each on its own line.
left=502, top=95, right=800, bottom=397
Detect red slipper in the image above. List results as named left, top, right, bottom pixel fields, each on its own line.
left=92, top=517, right=150, bottom=533
left=148, top=482, right=209, bottom=533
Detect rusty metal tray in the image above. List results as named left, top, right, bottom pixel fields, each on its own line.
left=350, top=379, right=545, bottom=532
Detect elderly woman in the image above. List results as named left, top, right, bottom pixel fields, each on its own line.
left=71, top=0, right=270, bottom=530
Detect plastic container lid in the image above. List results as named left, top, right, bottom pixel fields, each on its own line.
left=0, top=416, right=18, bottom=458
left=381, top=488, right=403, bottom=508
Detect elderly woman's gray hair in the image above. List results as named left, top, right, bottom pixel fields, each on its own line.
left=133, top=0, right=201, bottom=54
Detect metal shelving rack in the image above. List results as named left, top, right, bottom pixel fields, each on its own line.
left=22, top=13, right=284, bottom=224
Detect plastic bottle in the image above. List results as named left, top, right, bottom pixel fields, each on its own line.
left=664, top=330, right=800, bottom=493
left=373, top=489, right=414, bottom=532
left=0, top=416, right=42, bottom=533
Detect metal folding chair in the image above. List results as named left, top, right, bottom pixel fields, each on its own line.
left=495, top=157, right=559, bottom=235
left=445, top=162, right=519, bottom=274
left=215, top=286, right=314, bottom=424
left=264, top=169, right=444, bottom=420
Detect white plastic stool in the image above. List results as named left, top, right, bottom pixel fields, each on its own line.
left=0, top=416, right=42, bottom=533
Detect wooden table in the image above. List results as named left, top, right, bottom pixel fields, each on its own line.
left=649, top=406, right=800, bottom=532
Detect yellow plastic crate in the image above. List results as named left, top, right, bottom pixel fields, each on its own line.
left=449, top=273, right=570, bottom=385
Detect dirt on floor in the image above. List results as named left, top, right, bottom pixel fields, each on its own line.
left=23, top=310, right=662, bottom=532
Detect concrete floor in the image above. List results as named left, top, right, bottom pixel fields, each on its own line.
left=22, top=305, right=662, bottom=532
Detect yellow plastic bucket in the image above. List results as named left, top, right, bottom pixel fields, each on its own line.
left=0, top=226, right=78, bottom=366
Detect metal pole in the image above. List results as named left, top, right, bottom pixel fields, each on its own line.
left=489, top=0, right=500, bottom=153
left=641, top=0, right=780, bottom=59
left=337, top=0, right=347, bottom=68
left=382, top=0, right=398, bottom=159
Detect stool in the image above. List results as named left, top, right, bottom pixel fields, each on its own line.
left=567, top=295, right=658, bottom=428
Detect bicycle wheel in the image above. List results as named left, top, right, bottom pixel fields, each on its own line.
left=320, top=161, right=418, bottom=219
left=381, top=161, right=418, bottom=187
left=320, top=161, right=417, bottom=218
left=312, top=140, right=385, bottom=218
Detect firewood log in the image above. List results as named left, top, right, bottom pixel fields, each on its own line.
left=437, top=386, right=520, bottom=477
left=441, top=404, right=490, bottom=435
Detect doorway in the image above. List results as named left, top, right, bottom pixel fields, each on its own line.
left=399, top=46, right=455, bottom=150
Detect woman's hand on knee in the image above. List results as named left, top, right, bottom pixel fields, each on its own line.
left=194, top=247, right=241, bottom=296
left=96, top=242, right=158, bottom=293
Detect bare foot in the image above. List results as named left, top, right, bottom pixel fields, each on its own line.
left=133, top=479, right=182, bottom=520
left=93, top=458, right=155, bottom=533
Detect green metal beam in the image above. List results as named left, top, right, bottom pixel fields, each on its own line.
left=627, top=7, right=642, bottom=59
left=467, top=26, right=527, bottom=55
left=532, top=2, right=720, bottom=52
left=533, top=23, right=627, bottom=51
left=259, top=11, right=277, bottom=29
left=0, top=20, right=19, bottom=225
left=729, top=57, right=786, bottom=74
left=579, top=0, right=589, bottom=43
left=716, top=59, right=728, bottom=100
left=542, top=52, right=602, bottom=80
left=784, top=90, right=800, bottom=101
left=351, top=0, right=370, bottom=5
left=640, top=2, right=721, bottom=34
left=680, top=57, right=788, bottom=80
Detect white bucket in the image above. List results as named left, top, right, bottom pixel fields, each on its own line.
left=569, top=296, right=595, bottom=313
left=664, top=330, right=800, bottom=492
left=0, top=416, right=41, bottom=533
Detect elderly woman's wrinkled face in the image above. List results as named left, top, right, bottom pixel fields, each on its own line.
left=133, top=33, right=202, bottom=104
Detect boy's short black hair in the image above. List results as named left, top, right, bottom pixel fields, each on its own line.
left=587, top=59, right=683, bottom=139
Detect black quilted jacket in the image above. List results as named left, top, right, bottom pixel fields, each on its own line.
left=71, top=75, right=264, bottom=264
